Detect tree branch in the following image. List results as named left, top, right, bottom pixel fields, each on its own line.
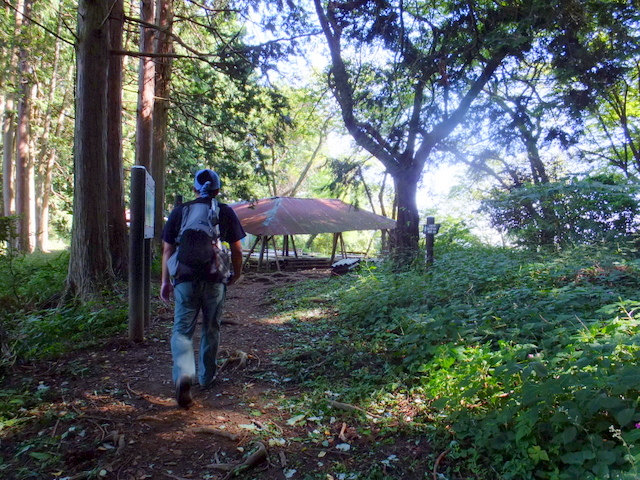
left=1, top=0, right=76, bottom=45
left=314, top=0, right=399, bottom=172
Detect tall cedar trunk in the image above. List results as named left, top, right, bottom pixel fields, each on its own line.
left=3, top=99, right=15, bottom=217
left=35, top=17, right=65, bottom=252
left=27, top=87, right=36, bottom=249
left=136, top=0, right=155, bottom=169
left=38, top=71, right=73, bottom=252
left=107, top=0, right=128, bottom=277
left=15, top=0, right=34, bottom=252
left=67, top=0, right=113, bottom=298
left=151, top=0, right=173, bottom=244
left=2, top=0, right=22, bottom=219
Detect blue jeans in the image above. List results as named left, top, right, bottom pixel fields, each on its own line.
left=171, top=280, right=226, bottom=387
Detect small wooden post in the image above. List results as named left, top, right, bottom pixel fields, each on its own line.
left=423, top=217, right=440, bottom=266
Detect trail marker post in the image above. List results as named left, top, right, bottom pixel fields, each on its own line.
left=128, top=166, right=155, bottom=342
left=423, top=216, right=440, bottom=266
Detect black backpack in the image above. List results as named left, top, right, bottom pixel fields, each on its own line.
left=168, top=199, right=230, bottom=282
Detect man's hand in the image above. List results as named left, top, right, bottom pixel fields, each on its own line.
left=160, top=281, right=174, bottom=302
left=228, top=240, right=244, bottom=286
left=161, top=241, right=176, bottom=303
left=227, top=273, right=244, bottom=286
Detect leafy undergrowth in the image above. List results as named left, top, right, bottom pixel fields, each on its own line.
left=0, top=250, right=128, bottom=366
left=2, top=244, right=640, bottom=479
left=270, top=244, right=640, bottom=479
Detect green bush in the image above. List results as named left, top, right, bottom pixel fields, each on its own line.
left=0, top=248, right=69, bottom=311
left=480, top=174, right=640, bottom=249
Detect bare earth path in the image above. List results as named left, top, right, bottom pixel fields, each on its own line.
left=2, top=270, right=349, bottom=480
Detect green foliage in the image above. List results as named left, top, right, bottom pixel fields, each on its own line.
left=432, top=219, right=486, bottom=254
left=0, top=215, right=18, bottom=247
left=11, top=302, right=127, bottom=361
left=0, top=251, right=127, bottom=374
left=0, top=248, right=68, bottom=311
left=164, top=4, right=298, bottom=203
left=480, top=174, right=640, bottom=248
left=325, top=243, right=640, bottom=478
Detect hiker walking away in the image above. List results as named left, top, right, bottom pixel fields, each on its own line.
left=160, top=169, right=246, bottom=408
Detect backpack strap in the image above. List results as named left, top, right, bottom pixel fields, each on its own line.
left=209, top=198, right=221, bottom=238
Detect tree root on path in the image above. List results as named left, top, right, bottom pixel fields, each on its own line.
left=207, top=441, right=268, bottom=479
left=219, top=349, right=249, bottom=371
left=191, top=426, right=239, bottom=442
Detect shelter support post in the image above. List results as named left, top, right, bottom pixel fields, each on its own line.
left=258, top=235, right=268, bottom=270
left=330, top=233, right=338, bottom=264
left=243, top=235, right=261, bottom=271
left=281, top=235, right=298, bottom=257
left=330, top=232, right=346, bottom=264
left=269, top=235, right=282, bottom=272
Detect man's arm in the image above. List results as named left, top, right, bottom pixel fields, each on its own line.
left=160, top=241, right=176, bottom=302
left=227, top=239, right=244, bottom=285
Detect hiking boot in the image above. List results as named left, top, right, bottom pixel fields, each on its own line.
left=176, top=375, right=193, bottom=409
left=200, top=374, right=217, bottom=390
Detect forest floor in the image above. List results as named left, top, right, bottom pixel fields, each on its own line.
left=0, top=270, right=432, bottom=480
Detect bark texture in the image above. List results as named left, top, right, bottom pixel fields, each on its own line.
left=107, top=0, right=129, bottom=277
left=151, top=0, right=174, bottom=244
left=67, top=0, right=113, bottom=298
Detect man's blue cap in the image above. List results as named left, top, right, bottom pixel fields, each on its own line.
left=194, top=169, right=221, bottom=195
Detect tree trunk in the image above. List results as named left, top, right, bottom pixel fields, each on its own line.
left=15, top=0, right=34, bottom=252
left=34, top=16, right=67, bottom=252
left=37, top=71, right=73, bottom=252
left=67, top=0, right=113, bottom=299
left=136, top=0, right=155, bottom=169
left=378, top=173, right=389, bottom=252
left=3, top=97, right=15, bottom=217
left=107, top=0, right=128, bottom=277
left=151, top=0, right=173, bottom=244
left=393, top=169, right=420, bottom=263
left=2, top=0, right=22, bottom=219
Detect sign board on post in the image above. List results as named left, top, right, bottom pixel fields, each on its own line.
left=424, top=223, right=441, bottom=235
left=423, top=216, right=440, bottom=265
left=144, top=172, right=155, bottom=239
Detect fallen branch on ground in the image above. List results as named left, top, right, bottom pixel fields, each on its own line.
left=327, top=399, right=380, bottom=418
left=191, top=426, right=239, bottom=442
left=433, top=448, right=450, bottom=480
left=339, top=422, right=348, bottom=442
left=136, top=415, right=164, bottom=422
left=162, top=474, right=193, bottom=480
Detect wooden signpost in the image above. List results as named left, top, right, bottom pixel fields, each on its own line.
left=128, top=166, right=155, bottom=342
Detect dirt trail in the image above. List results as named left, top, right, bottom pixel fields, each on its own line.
left=2, top=270, right=335, bottom=480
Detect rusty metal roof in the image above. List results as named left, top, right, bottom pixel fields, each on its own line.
left=229, top=197, right=396, bottom=236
